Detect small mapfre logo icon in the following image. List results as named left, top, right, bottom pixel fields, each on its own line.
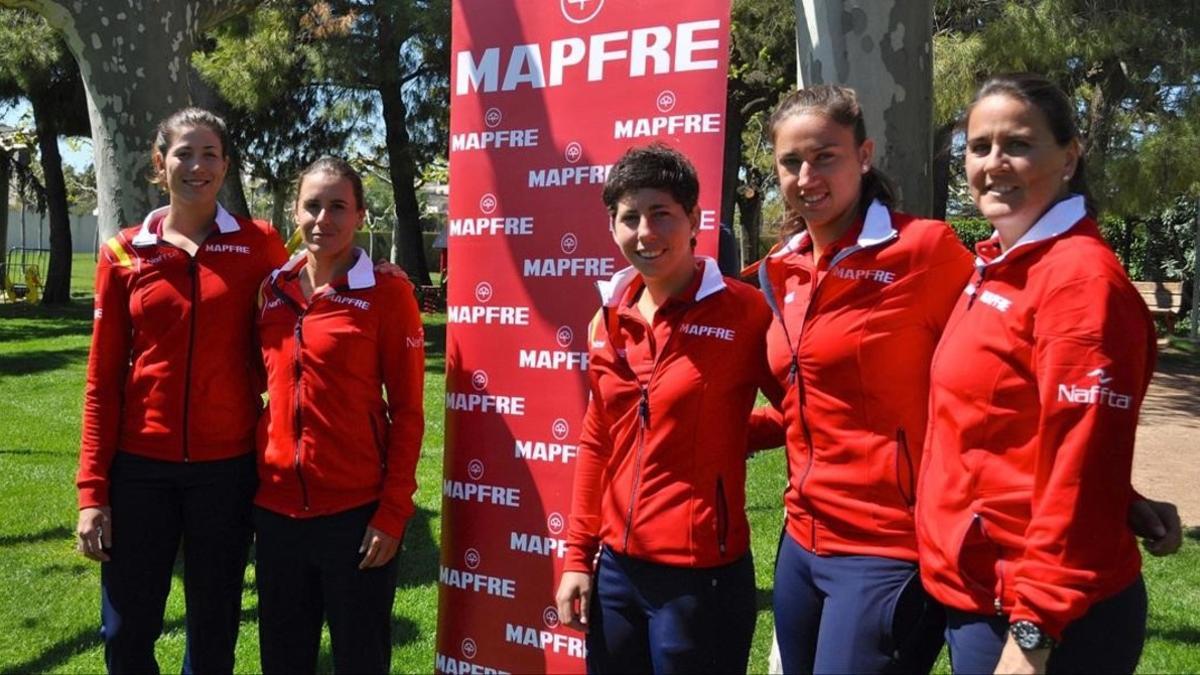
left=467, top=458, right=486, bottom=480
left=656, top=90, right=677, bottom=113
left=461, top=638, right=477, bottom=660
left=561, top=0, right=604, bottom=24
left=1056, top=368, right=1132, bottom=409
left=484, top=107, right=502, bottom=128
left=565, top=141, right=583, bottom=164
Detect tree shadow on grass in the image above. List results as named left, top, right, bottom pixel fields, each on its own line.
left=0, top=525, right=73, bottom=547
left=397, top=506, right=438, bottom=589
left=0, top=606, right=259, bottom=675
left=0, top=301, right=92, bottom=332
left=1146, top=625, right=1200, bottom=645
left=756, top=586, right=773, bottom=612
left=0, top=347, right=90, bottom=377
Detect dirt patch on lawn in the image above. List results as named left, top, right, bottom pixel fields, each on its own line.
left=1133, top=348, right=1200, bottom=525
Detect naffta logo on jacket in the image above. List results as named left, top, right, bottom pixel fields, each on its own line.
left=1056, top=368, right=1132, bottom=409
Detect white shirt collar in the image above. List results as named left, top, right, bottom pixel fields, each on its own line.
left=595, top=256, right=726, bottom=307
left=769, top=199, right=895, bottom=259
left=131, top=203, right=240, bottom=247
left=274, top=247, right=376, bottom=290
left=976, top=195, right=1087, bottom=267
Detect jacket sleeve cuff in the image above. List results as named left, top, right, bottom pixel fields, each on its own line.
left=77, top=484, right=109, bottom=510
left=563, top=542, right=599, bottom=574
left=369, top=503, right=410, bottom=540
left=1009, top=602, right=1067, bottom=643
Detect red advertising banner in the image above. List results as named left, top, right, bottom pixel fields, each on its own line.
left=436, top=1, right=733, bottom=672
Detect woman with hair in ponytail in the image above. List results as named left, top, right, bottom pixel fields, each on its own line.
left=747, top=84, right=972, bottom=674
left=75, top=108, right=289, bottom=673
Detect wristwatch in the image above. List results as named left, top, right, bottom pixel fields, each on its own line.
left=1010, top=620, right=1055, bottom=650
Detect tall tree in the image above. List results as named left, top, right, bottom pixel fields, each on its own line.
left=202, top=0, right=449, bottom=283
left=931, top=0, right=1200, bottom=216
left=195, top=2, right=369, bottom=231
left=721, top=0, right=796, bottom=270
left=0, top=8, right=89, bottom=304
left=795, top=0, right=935, bottom=215
left=0, top=0, right=262, bottom=240
left=317, top=0, right=449, bottom=284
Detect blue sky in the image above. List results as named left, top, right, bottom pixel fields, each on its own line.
left=2, top=100, right=92, bottom=170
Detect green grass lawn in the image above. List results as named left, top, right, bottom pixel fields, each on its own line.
left=1, top=259, right=1198, bottom=672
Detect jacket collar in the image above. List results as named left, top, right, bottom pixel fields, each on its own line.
left=131, top=203, right=240, bottom=247
left=975, top=194, right=1087, bottom=267
left=273, top=247, right=376, bottom=291
left=769, top=200, right=896, bottom=262
left=595, top=256, right=725, bottom=308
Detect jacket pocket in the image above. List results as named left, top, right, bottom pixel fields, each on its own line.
left=894, top=427, right=915, bottom=508
left=715, top=476, right=729, bottom=556
left=955, top=513, right=1003, bottom=613
left=369, top=413, right=388, bottom=471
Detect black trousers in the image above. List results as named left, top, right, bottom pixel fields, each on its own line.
left=254, top=503, right=399, bottom=675
left=100, top=452, right=256, bottom=675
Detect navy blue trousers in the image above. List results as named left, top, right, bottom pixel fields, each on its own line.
left=945, top=576, right=1147, bottom=674
left=254, top=503, right=399, bottom=675
left=586, top=547, right=756, bottom=674
left=773, top=532, right=946, bottom=674
left=100, top=452, right=256, bottom=675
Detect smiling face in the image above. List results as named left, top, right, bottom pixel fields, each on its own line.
left=294, top=171, right=364, bottom=265
left=611, top=188, right=698, bottom=290
left=773, top=111, right=873, bottom=235
left=153, top=125, right=228, bottom=208
left=965, top=93, right=1079, bottom=244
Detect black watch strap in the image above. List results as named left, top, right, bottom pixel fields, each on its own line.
left=1010, top=620, right=1055, bottom=650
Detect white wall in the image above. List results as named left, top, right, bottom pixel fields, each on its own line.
left=4, top=209, right=99, bottom=253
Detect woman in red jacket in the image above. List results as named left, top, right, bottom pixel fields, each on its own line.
left=555, top=144, right=781, bottom=673
left=918, top=73, right=1155, bottom=675
left=75, top=108, right=289, bottom=674
left=254, top=156, right=424, bottom=675
left=749, top=85, right=974, bottom=674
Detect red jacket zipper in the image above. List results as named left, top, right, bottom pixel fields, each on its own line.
left=181, top=255, right=199, bottom=462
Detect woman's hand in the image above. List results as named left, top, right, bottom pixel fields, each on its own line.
left=373, top=261, right=409, bottom=279
left=555, top=571, right=593, bottom=633
left=1128, top=498, right=1183, bottom=556
left=359, top=526, right=400, bottom=568
left=993, top=634, right=1049, bottom=674
left=76, top=506, right=112, bottom=562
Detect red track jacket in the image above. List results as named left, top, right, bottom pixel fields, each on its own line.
left=564, top=258, right=782, bottom=572
left=918, top=196, right=1155, bottom=640
left=255, top=250, right=425, bottom=539
left=77, top=205, right=287, bottom=509
left=748, top=201, right=973, bottom=560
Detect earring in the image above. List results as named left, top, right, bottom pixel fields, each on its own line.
left=1062, top=174, right=1072, bottom=182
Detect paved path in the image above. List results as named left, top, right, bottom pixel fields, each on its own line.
left=1132, top=349, right=1200, bottom=525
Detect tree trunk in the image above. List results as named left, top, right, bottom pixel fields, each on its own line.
left=189, top=63, right=250, bottom=216
left=1190, top=197, right=1199, bottom=339
left=736, top=186, right=763, bottom=265
left=0, top=0, right=262, bottom=239
left=794, top=0, right=934, bottom=215
left=376, top=11, right=431, bottom=285
left=720, top=101, right=747, bottom=273
left=931, top=121, right=953, bottom=220
left=269, top=179, right=289, bottom=241
left=31, top=94, right=72, bottom=304
left=0, top=147, right=9, bottom=277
